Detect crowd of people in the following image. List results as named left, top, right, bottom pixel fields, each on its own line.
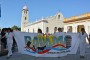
left=0, top=27, right=90, bottom=59
left=37, top=28, right=90, bottom=58
left=0, top=28, right=17, bottom=59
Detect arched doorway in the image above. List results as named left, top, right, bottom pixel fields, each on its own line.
left=77, top=25, right=84, bottom=32
left=67, top=26, right=72, bottom=32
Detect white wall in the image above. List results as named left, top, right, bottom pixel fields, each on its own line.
left=24, top=22, right=45, bottom=33
left=24, top=12, right=64, bottom=34
left=64, top=19, right=90, bottom=34
left=45, top=12, right=64, bottom=34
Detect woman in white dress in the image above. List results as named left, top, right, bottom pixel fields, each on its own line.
left=79, top=28, right=88, bottom=58
left=6, top=28, right=14, bottom=59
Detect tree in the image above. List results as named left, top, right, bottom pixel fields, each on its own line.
left=11, top=25, right=21, bottom=31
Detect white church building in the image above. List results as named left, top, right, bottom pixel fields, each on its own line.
left=21, top=5, right=64, bottom=34
left=21, top=5, right=90, bottom=34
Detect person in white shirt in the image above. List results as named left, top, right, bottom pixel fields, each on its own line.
left=54, top=28, right=65, bottom=44
left=37, top=28, right=43, bottom=36
left=6, top=28, right=14, bottom=59
left=79, top=28, right=88, bottom=58
left=54, top=28, right=65, bottom=36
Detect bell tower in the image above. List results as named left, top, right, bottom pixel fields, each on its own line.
left=21, top=4, right=29, bottom=32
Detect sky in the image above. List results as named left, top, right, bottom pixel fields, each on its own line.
left=0, top=0, right=90, bottom=28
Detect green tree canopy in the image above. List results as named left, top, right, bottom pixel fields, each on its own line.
left=11, top=25, right=21, bottom=31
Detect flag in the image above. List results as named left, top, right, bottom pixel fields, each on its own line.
left=0, top=4, right=1, bottom=17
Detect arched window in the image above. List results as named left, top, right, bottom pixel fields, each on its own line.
left=54, top=27, right=57, bottom=33
left=25, top=17, right=27, bottom=20
left=46, top=27, right=49, bottom=33
left=26, top=11, right=27, bottom=14
left=67, top=26, right=72, bottom=32
left=28, top=29, right=29, bottom=32
left=24, top=11, right=27, bottom=14
left=58, top=15, right=60, bottom=19
left=24, top=11, right=25, bottom=13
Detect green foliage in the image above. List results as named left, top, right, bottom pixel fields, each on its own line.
left=11, top=25, right=21, bottom=31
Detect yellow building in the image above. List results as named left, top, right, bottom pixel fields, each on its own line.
left=64, top=13, right=90, bottom=34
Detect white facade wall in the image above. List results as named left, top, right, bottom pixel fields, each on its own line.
left=45, top=13, right=64, bottom=34
left=24, top=21, right=45, bottom=33
left=64, top=19, right=90, bottom=34
left=23, top=12, right=64, bottom=34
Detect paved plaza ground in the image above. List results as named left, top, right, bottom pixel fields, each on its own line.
left=0, top=46, right=90, bottom=60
